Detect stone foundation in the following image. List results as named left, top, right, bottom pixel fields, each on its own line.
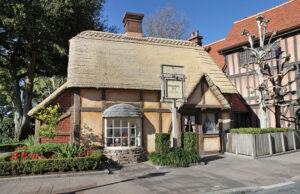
left=103, top=147, right=147, bottom=164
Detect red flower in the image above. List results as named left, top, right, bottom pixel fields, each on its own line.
left=24, top=157, right=28, bottom=160
left=51, top=155, right=55, bottom=159
left=26, top=151, right=28, bottom=155
left=11, top=156, right=14, bottom=160
left=78, top=153, right=81, bottom=157
left=21, top=152, right=25, bottom=157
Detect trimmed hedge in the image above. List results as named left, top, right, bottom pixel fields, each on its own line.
left=183, top=132, right=197, bottom=153
left=230, top=128, right=293, bottom=134
left=155, top=133, right=170, bottom=154
left=148, top=148, right=200, bottom=167
left=0, top=150, right=102, bottom=176
left=0, top=143, right=25, bottom=152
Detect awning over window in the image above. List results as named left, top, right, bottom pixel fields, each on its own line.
left=103, top=104, right=143, bottom=118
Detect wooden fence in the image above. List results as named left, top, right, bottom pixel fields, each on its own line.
left=226, top=131, right=300, bottom=158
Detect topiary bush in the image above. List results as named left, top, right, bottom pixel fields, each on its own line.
left=230, top=128, right=293, bottom=134
left=183, top=132, right=197, bottom=153
left=148, top=148, right=200, bottom=167
left=155, top=133, right=170, bottom=154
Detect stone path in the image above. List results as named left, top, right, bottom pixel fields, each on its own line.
left=1, top=151, right=300, bottom=193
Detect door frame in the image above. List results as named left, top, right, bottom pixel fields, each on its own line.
left=180, top=109, right=222, bottom=155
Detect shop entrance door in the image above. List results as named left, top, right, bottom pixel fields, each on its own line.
left=199, top=112, right=221, bottom=154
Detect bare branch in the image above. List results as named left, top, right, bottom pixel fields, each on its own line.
left=281, top=65, right=296, bottom=77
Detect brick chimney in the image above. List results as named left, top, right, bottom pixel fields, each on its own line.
left=187, top=30, right=203, bottom=46
left=122, top=12, right=144, bottom=37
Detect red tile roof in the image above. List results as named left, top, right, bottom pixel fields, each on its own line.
left=203, top=38, right=226, bottom=70
left=222, top=0, right=300, bottom=51
left=204, top=0, right=300, bottom=70
left=232, top=94, right=249, bottom=112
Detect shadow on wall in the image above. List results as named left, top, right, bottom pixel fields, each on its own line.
left=143, top=116, right=156, bottom=153
left=81, top=122, right=103, bottom=148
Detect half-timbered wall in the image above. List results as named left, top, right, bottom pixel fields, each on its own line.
left=225, top=32, right=300, bottom=128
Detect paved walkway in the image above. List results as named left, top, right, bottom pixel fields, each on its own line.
left=1, top=151, right=300, bottom=194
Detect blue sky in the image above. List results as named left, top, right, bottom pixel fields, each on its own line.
left=102, top=0, right=288, bottom=45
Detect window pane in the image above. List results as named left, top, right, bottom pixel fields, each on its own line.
left=190, top=116, right=195, bottom=125
left=107, top=129, right=113, bottom=137
left=114, top=138, right=121, bottom=147
left=191, top=125, right=196, bottom=132
left=183, top=116, right=188, bottom=124
left=202, top=113, right=218, bottom=134
left=130, top=137, right=135, bottom=146
left=114, top=128, right=121, bottom=137
left=122, top=128, right=128, bottom=137
left=107, top=119, right=113, bottom=128
left=107, top=138, right=113, bottom=147
left=122, top=120, right=128, bottom=127
left=121, top=135, right=128, bottom=146
left=114, top=119, right=121, bottom=127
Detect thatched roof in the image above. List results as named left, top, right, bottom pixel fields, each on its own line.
left=67, top=30, right=237, bottom=96
left=28, top=30, right=237, bottom=116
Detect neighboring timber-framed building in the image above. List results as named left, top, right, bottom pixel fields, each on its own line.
left=204, top=0, right=300, bottom=129
left=28, top=12, right=237, bottom=163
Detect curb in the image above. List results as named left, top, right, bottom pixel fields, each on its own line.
left=205, top=181, right=296, bottom=194
left=205, top=186, right=263, bottom=194
left=0, top=169, right=109, bottom=183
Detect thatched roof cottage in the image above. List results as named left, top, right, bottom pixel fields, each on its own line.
left=29, top=12, right=237, bottom=164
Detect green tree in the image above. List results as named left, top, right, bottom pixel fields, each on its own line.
left=144, top=4, right=191, bottom=40
left=33, top=76, right=66, bottom=105
left=0, top=0, right=116, bottom=139
left=35, top=104, right=62, bottom=141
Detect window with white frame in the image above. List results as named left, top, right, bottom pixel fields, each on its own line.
left=105, top=118, right=141, bottom=148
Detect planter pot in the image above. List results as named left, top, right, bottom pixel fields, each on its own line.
left=226, top=131, right=300, bottom=158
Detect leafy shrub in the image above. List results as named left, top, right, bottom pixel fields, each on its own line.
left=24, top=135, right=35, bottom=150
left=0, top=143, right=25, bottom=152
left=230, top=128, right=293, bottom=134
left=28, top=143, right=86, bottom=159
left=0, top=150, right=102, bottom=176
left=148, top=148, right=200, bottom=167
left=183, top=132, right=197, bottom=153
left=0, top=118, right=15, bottom=143
left=155, top=133, right=170, bottom=154
left=30, top=143, right=63, bottom=154
left=35, top=105, right=62, bottom=141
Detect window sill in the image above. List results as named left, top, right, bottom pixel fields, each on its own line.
left=104, top=146, right=142, bottom=150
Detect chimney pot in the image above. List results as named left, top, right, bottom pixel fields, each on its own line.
left=122, top=12, right=144, bottom=37
left=187, top=30, right=203, bottom=46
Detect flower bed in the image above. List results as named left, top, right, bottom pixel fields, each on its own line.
left=0, top=144, right=103, bottom=176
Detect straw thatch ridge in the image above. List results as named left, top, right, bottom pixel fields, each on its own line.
left=27, top=83, right=67, bottom=116
left=73, top=30, right=202, bottom=49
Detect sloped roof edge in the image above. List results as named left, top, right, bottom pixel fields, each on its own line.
left=28, top=83, right=68, bottom=116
